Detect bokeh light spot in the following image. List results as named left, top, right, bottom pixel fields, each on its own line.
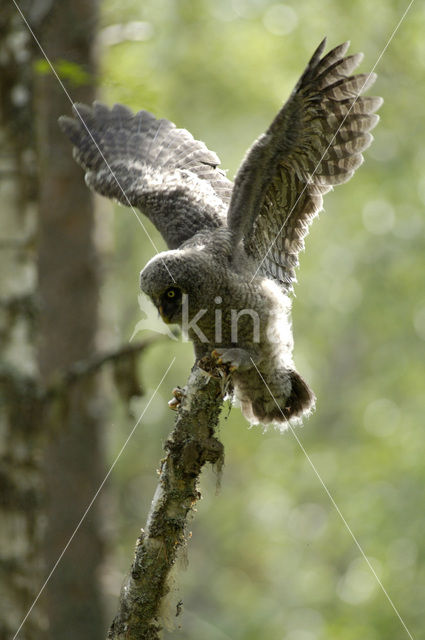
left=363, top=398, right=401, bottom=437
left=263, top=4, right=298, bottom=35
left=337, top=557, right=380, bottom=605
left=362, top=199, right=395, bottom=234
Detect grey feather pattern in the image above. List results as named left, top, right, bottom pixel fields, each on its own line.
left=59, top=40, right=382, bottom=428
left=227, top=38, right=383, bottom=287
left=58, top=102, right=233, bottom=249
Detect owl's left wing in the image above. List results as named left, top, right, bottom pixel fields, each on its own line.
left=227, top=39, right=382, bottom=287
left=59, top=102, right=233, bottom=249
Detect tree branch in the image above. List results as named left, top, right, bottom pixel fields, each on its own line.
left=42, top=337, right=158, bottom=402
left=107, top=365, right=225, bottom=640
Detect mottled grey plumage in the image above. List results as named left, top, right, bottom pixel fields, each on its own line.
left=59, top=40, right=382, bottom=427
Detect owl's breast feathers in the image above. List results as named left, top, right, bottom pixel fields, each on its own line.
left=183, top=239, right=315, bottom=426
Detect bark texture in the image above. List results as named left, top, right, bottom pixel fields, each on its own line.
left=108, top=367, right=224, bottom=640
left=0, top=5, right=44, bottom=638
left=35, top=2, right=105, bottom=638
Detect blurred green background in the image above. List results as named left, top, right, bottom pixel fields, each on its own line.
left=94, top=1, right=425, bottom=638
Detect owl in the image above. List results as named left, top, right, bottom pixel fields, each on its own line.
left=59, top=39, right=382, bottom=427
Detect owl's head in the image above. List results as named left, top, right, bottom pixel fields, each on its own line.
left=140, top=248, right=213, bottom=324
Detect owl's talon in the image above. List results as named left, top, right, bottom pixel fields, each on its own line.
left=168, top=397, right=180, bottom=410
left=197, top=355, right=221, bottom=378
left=210, top=349, right=235, bottom=376
left=210, top=347, right=254, bottom=372
left=168, top=386, right=186, bottom=410
left=172, top=386, right=186, bottom=399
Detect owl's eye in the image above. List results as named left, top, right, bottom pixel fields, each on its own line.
left=165, top=287, right=181, bottom=300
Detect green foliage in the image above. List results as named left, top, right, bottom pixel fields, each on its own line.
left=34, top=58, right=91, bottom=86
left=96, top=1, right=425, bottom=638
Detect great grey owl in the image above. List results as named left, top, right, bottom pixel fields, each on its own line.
left=59, top=40, right=382, bottom=427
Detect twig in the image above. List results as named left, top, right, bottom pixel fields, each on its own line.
left=0, top=237, right=32, bottom=250
left=42, top=337, right=158, bottom=401
left=107, top=365, right=225, bottom=640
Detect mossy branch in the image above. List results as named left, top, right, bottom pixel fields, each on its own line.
left=107, top=365, right=225, bottom=640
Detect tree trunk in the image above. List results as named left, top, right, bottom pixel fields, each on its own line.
left=35, top=2, right=105, bottom=638
left=0, top=6, right=44, bottom=639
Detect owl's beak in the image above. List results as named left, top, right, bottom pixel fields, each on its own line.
left=158, top=304, right=172, bottom=324
left=152, top=295, right=166, bottom=321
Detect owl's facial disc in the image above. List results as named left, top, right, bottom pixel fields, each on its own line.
left=157, top=286, right=183, bottom=324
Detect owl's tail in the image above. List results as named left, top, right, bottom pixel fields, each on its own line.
left=235, top=368, right=315, bottom=428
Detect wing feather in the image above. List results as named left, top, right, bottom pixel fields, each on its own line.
left=59, top=102, right=233, bottom=249
left=227, top=39, right=382, bottom=287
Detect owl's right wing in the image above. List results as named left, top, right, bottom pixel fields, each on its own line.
left=59, top=103, right=233, bottom=249
left=227, top=40, right=382, bottom=288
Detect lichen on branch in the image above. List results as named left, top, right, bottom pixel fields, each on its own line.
left=107, top=365, right=225, bottom=640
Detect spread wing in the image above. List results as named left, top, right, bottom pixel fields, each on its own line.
left=59, top=103, right=233, bottom=249
left=227, top=39, right=383, bottom=288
